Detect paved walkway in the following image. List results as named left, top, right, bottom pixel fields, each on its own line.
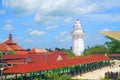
left=72, top=60, right=120, bottom=80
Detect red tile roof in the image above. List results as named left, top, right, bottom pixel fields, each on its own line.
left=4, top=59, right=26, bottom=63
left=3, top=51, right=64, bottom=63
left=3, top=54, right=109, bottom=74
left=0, top=43, right=13, bottom=51
left=107, top=54, right=120, bottom=57
left=3, top=54, right=30, bottom=63
left=3, top=54, right=30, bottom=59
left=15, top=51, right=28, bottom=54
left=29, top=48, right=48, bottom=54
left=0, top=34, right=28, bottom=54
left=8, top=45, right=25, bottom=51
left=27, top=52, right=64, bottom=63
left=3, top=40, right=17, bottom=45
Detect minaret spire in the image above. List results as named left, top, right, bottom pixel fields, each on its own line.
left=8, top=33, right=12, bottom=40
left=72, top=19, right=84, bottom=56
left=77, top=18, right=79, bottom=21
left=74, top=19, right=82, bottom=30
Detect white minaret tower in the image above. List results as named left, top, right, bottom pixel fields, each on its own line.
left=72, top=19, right=84, bottom=56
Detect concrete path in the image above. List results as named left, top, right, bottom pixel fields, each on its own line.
left=72, top=60, right=120, bottom=80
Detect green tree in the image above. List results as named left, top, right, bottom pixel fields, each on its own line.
left=117, top=76, right=120, bottom=80
left=26, top=48, right=31, bottom=51
left=64, top=49, right=74, bottom=56
left=55, top=47, right=61, bottom=51
left=83, top=45, right=109, bottom=55
left=59, top=74, right=72, bottom=80
left=83, top=36, right=120, bottom=55
left=7, top=50, right=15, bottom=54
left=46, top=48, right=52, bottom=52
left=33, top=77, right=40, bottom=80
left=105, top=36, right=120, bottom=53
left=50, top=72, right=59, bottom=80
left=44, top=72, right=72, bottom=80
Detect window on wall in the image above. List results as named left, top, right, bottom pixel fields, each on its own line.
left=7, top=64, right=11, bottom=66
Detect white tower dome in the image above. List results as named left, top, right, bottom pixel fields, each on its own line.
left=72, top=19, right=84, bottom=56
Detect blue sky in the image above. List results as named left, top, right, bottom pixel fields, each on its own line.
left=0, top=0, right=120, bottom=49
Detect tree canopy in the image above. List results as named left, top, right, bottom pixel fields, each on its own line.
left=83, top=36, right=120, bottom=55
left=105, top=36, right=120, bottom=53
left=33, top=72, right=72, bottom=80
left=83, top=45, right=109, bottom=55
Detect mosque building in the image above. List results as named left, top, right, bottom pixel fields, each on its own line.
left=0, top=19, right=112, bottom=80
left=0, top=33, right=28, bottom=54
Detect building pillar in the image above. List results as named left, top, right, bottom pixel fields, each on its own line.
left=67, top=67, right=71, bottom=75
left=68, top=66, right=72, bottom=76
left=59, top=68, right=63, bottom=75
left=20, top=74, right=23, bottom=80
left=65, top=67, right=68, bottom=73
left=33, top=72, right=35, bottom=78
left=39, top=71, right=41, bottom=78
left=82, top=64, right=86, bottom=73
left=4, top=74, right=7, bottom=80
left=90, top=63, right=92, bottom=71
left=30, top=72, right=33, bottom=80
left=73, top=66, right=76, bottom=75
left=79, top=65, right=82, bottom=74
left=91, top=62, right=94, bottom=70
left=86, top=63, right=89, bottom=72
left=15, top=74, right=17, bottom=80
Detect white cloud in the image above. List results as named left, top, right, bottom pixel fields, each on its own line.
left=0, top=10, right=5, bottom=14
left=60, top=36, right=72, bottom=42
left=3, top=19, right=14, bottom=30
left=2, top=0, right=41, bottom=16
left=27, top=28, right=32, bottom=32
left=3, top=23, right=14, bottom=30
left=46, top=25, right=58, bottom=30
left=34, top=14, right=60, bottom=24
left=59, top=31, right=69, bottom=37
left=97, top=0, right=120, bottom=9
left=39, top=0, right=97, bottom=16
left=3, top=0, right=120, bottom=17
left=2, top=0, right=99, bottom=16
left=83, top=14, right=120, bottom=22
left=75, top=3, right=97, bottom=14
left=6, top=19, right=13, bottom=23
left=34, top=12, right=41, bottom=22
left=29, top=30, right=46, bottom=36
left=64, top=17, right=73, bottom=23
left=100, top=28, right=112, bottom=32
left=2, top=0, right=120, bottom=24
left=2, top=0, right=98, bottom=23
left=24, top=39, right=34, bottom=43
left=55, top=31, right=72, bottom=42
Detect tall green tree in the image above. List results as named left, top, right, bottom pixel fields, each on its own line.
left=105, top=36, right=120, bottom=53
left=83, top=45, right=109, bottom=55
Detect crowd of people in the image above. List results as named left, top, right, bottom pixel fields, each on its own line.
left=105, top=71, right=120, bottom=80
